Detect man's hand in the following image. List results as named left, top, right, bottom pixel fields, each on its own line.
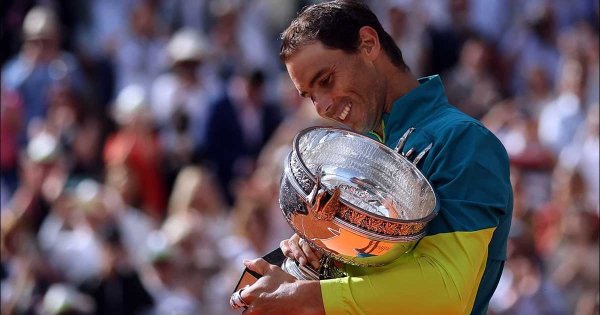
left=280, top=234, right=322, bottom=270
left=240, top=258, right=325, bottom=315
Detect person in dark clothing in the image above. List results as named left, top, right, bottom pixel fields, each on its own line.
left=202, top=69, right=283, bottom=205
left=79, top=223, right=154, bottom=315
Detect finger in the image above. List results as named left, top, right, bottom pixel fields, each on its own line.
left=244, top=258, right=273, bottom=276
left=280, top=239, right=293, bottom=258
left=239, top=286, right=253, bottom=310
left=299, top=240, right=321, bottom=269
left=288, top=235, right=309, bottom=266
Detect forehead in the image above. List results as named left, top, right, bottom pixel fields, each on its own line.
left=285, top=42, right=345, bottom=90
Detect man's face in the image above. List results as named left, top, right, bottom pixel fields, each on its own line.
left=285, top=41, right=385, bottom=133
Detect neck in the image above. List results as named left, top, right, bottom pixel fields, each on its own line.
left=370, top=62, right=418, bottom=139
left=379, top=61, right=419, bottom=113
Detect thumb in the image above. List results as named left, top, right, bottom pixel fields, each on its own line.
left=244, top=258, right=272, bottom=275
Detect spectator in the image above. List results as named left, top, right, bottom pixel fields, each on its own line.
left=517, top=65, right=554, bottom=118
left=500, top=2, right=561, bottom=96
left=2, top=6, right=87, bottom=139
left=558, top=103, right=600, bottom=214
left=538, top=58, right=586, bottom=156
left=444, top=35, right=502, bottom=119
left=150, top=28, right=216, bottom=190
left=384, top=0, right=428, bottom=77
left=79, top=222, right=154, bottom=315
left=549, top=209, right=599, bottom=315
left=204, top=68, right=283, bottom=205
left=104, top=84, right=167, bottom=221
left=167, top=166, right=229, bottom=238
left=143, top=231, right=202, bottom=315
left=112, top=0, right=168, bottom=93
left=45, top=84, right=105, bottom=180
left=9, top=131, right=68, bottom=233
left=0, top=83, right=24, bottom=198
left=422, top=0, right=473, bottom=76
left=37, top=183, right=102, bottom=284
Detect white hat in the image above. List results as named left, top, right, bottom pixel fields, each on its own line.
left=23, top=6, right=59, bottom=40
left=167, top=28, right=209, bottom=64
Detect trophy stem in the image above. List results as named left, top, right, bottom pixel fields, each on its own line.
left=281, top=258, right=320, bottom=280
left=282, top=255, right=347, bottom=280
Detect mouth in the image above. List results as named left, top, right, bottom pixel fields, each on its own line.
left=337, top=103, right=352, bottom=121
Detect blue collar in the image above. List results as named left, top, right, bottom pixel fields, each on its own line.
left=378, top=75, right=448, bottom=143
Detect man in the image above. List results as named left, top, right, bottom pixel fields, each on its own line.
left=2, top=6, right=87, bottom=140
left=237, top=1, right=513, bottom=314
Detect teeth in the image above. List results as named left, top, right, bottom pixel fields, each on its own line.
left=338, top=103, right=351, bottom=121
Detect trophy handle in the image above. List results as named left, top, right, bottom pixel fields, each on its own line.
left=306, top=166, right=323, bottom=207
left=394, top=127, right=415, bottom=153
left=393, top=127, right=432, bottom=167
left=412, top=143, right=433, bottom=166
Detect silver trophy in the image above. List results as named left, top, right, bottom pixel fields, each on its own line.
left=279, top=126, right=439, bottom=279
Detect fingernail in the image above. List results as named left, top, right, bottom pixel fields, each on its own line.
left=243, top=259, right=251, bottom=265
left=299, top=257, right=306, bottom=266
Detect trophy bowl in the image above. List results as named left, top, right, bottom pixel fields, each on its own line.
left=279, top=126, right=439, bottom=270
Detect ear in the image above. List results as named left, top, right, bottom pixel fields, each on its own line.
left=358, top=26, right=381, bottom=61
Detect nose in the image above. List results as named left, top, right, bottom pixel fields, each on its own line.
left=312, top=93, right=333, bottom=117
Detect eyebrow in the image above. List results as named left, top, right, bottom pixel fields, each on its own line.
left=299, top=67, right=329, bottom=98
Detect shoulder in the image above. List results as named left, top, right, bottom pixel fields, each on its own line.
left=417, top=106, right=512, bottom=198
left=424, top=106, right=508, bottom=161
left=425, top=118, right=510, bottom=179
left=420, top=109, right=513, bottom=234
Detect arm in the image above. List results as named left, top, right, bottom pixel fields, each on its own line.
left=320, top=227, right=496, bottom=315
left=243, top=226, right=493, bottom=315
left=318, top=123, right=512, bottom=315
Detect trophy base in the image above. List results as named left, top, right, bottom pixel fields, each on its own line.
left=281, top=258, right=320, bottom=280
left=281, top=256, right=346, bottom=280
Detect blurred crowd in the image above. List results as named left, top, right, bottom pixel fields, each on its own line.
left=0, top=0, right=598, bottom=314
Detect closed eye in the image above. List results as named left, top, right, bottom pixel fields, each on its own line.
left=318, top=73, right=333, bottom=88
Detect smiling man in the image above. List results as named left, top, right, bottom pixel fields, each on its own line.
left=233, top=1, right=513, bottom=314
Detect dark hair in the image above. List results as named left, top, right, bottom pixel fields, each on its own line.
left=280, top=0, right=408, bottom=70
